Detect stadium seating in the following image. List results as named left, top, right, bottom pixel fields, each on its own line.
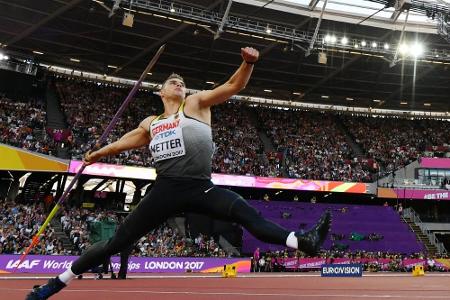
left=242, top=200, right=425, bottom=255
left=1, top=78, right=449, bottom=182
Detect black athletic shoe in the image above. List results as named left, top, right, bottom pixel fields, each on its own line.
left=295, top=210, right=332, bottom=256
left=25, top=277, right=66, bottom=300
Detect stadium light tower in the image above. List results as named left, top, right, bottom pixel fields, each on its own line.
left=390, top=9, right=410, bottom=67
left=391, top=0, right=412, bottom=21
left=109, top=0, right=122, bottom=18
left=214, top=0, right=233, bottom=40
left=306, top=0, right=329, bottom=57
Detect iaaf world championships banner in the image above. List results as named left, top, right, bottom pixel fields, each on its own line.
left=0, top=255, right=251, bottom=274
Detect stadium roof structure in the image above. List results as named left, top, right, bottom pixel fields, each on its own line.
left=0, top=0, right=449, bottom=111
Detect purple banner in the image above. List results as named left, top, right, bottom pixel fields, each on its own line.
left=276, top=258, right=299, bottom=269
left=297, top=258, right=327, bottom=269
left=400, top=190, right=449, bottom=200
left=420, top=158, right=450, bottom=169
left=330, top=258, right=353, bottom=265
left=402, top=258, right=426, bottom=269
left=0, top=255, right=251, bottom=274
left=273, top=258, right=450, bottom=271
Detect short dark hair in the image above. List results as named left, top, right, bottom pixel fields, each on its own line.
left=162, top=73, right=184, bottom=89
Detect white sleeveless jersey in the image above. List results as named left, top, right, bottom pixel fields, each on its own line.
left=149, top=102, right=214, bottom=179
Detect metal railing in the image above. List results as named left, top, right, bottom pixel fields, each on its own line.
left=0, top=60, right=37, bottom=76
left=403, top=207, right=447, bottom=255
left=122, top=0, right=450, bottom=61
left=219, top=235, right=241, bottom=257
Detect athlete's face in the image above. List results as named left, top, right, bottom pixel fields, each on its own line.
left=161, top=78, right=186, bottom=100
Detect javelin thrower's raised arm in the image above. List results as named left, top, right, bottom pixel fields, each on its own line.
left=193, top=47, right=259, bottom=108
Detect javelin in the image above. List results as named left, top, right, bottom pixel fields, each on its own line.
left=15, top=44, right=166, bottom=270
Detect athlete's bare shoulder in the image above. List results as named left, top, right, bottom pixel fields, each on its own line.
left=184, top=94, right=212, bottom=125
left=139, top=115, right=158, bottom=133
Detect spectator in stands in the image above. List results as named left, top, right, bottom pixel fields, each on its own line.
left=368, top=233, right=384, bottom=241
left=258, top=256, right=266, bottom=272
left=350, top=232, right=365, bottom=241
left=441, top=177, right=449, bottom=189
left=331, top=233, right=345, bottom=241
left=398, top=203, right=403, bottom=215
left=427, top=257, right=436, bottom=271
left=253, top=247, right=260, bottom=272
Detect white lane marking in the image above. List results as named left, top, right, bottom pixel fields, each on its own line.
left=1, top=287, right=450, bottom=299
left=2, top=273, right=450, bottom=280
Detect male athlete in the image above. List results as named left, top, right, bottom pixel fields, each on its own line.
left=26, top=47, right=331, bottom=299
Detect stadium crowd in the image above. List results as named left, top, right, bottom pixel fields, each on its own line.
left=257, top=108, right=374, bottom=182
left=0, top=201, right=69, bottom=255
left=55, top=79, right=161, bottom=167
left=341, top=115, right=428, bottom=177
left=0, top=199, right=227, bottom=258
left=0, top=95, right=55, bottom=155
left=58, top=206, right=226, bottom=258
left=212, top=102, right=270, bottom=176
left=252, top=249, right=449, bottom=272
left=1, top=77, right=449, bottom=183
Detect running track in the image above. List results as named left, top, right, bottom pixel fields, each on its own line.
left=1, top=273, right=449, bottom=300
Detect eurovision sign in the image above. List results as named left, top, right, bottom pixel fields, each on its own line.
left=321, top=264, right=363, bottom=277
left=0, top=255, right=251, bottom=274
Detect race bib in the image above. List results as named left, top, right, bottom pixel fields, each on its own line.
left=149, top=116, right=186, bottom=162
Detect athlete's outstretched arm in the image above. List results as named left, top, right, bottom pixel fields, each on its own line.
left=194, top=47, right=259, bottom=108
left=84, top=116, right=155, bottom=164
